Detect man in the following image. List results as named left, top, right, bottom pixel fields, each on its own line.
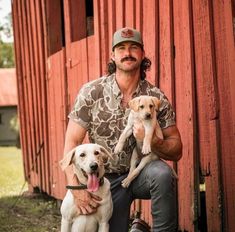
left=63, top=27, right=182, bottom=231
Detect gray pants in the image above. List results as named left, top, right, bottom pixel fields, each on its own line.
left=105, top=160, right=177, bottom=232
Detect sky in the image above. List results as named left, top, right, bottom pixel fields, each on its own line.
left=0, top=0, right=13, bottom=42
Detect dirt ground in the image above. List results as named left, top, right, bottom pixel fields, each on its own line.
left=0, top=191, right=61, bottom=232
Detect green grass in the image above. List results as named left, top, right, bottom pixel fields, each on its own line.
left=0, top=146, right=27, bottom=197
left=0, top=146, right=61, bottom=232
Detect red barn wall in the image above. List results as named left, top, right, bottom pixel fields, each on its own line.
left=12, top=0, right=235, bottom=231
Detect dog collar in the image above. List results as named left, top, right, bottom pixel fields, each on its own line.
left=66, top=184, right=87, bottom=190
left=66, top=177, right=104, bottom=190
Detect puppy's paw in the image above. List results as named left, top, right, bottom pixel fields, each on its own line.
left=142, top=145, right=151, bottom=155
left=114, top=143, right=123, bottom=154
left=121, top=178, right=131, bottom=188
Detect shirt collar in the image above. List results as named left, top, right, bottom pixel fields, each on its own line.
left=107, top=73, right=147, bottom=99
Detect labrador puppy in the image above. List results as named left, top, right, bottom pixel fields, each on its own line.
left=115, top=95, right=164, bottom=188
left=60, top=143, right=113, bottom=232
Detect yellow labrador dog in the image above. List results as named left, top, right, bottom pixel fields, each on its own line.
left=115, top=95, right=164, bottom=188
left=60, top=143, right=113, bottom=232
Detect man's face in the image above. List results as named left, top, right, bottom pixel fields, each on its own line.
left=111, top=42, right=145, bottom=73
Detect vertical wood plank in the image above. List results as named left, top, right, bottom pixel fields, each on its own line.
left=107, top=0, right=116, bottom=57
left=173, top=0, right=197, bottom=231
left=142, top=0, right=158, bottom=85
left=192, top=0, right=222, bottom=231
left=125, top=0, right=136, bottom=28
left=47, top=50, right=67, bottom=199
left=158, top=0, right=176, bottom=199
left=28, top=0, right=45, bottom=191
left=12, top=0, right=29, bottom=181
left=99, top=0, right=109, bottom=74
left=87, top=36, right=97, bottom=80
left=212, top=1, right=235, bottom=230
left=159, top=0, right=174, bottom=102
left=35, top=0, right=51, bottom=194
left=135, top=0, right=143, bottom=32
left=116, top=0, right=125, bottom=28
left=41, top=0, right=53, bottom=196
left=64, top=0, right=88, bottom=107
left=20, top=0, right=39, bottom=187
left=93, top=0, right=102, bottom=76
left=45, top=0, right=67, bottom=199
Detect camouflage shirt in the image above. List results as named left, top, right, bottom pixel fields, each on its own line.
left=69, top=73, right=175, bottom=173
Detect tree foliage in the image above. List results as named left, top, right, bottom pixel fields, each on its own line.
left=0, top=41, right=15, bottom=68
left=0, top=10, right=15, bottom=68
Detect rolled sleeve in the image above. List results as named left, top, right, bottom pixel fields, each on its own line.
left=68, top=85, right=93, bottom=129
left=157, top=95, right=176, bottom=129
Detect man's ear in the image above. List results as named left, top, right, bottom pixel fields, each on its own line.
left=59, top=148, right=76, bottom=171
left=111, top=51, right=115, bottom=61
left=142, top=50, right=145, bottom=60
left=129, top=97, right=140, bottom=112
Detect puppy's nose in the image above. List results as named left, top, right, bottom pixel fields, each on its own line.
left=145, top=113, right=151, bottom=119
left=90, top=162, right=98, bottom=171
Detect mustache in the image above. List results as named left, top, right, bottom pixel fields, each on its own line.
left=121, top=56, right=137, bottom=62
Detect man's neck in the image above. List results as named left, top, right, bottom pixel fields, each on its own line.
left=115, top=70, right=140, bottom=96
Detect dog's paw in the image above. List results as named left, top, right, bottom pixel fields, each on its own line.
left=142, top=145, right=151, bottom=155
left=121, top=178, right=131, bottom=188
left=114, top=143, right=123, bottom=154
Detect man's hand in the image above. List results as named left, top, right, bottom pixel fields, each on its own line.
left=72, top=189, right=101, bottom=215
left=68, top=173, right=101, bottom=215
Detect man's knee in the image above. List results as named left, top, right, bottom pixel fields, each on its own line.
left=146, top=160, right=176, bottom=190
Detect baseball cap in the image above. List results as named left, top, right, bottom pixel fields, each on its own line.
left=112, top=27, right=143, bottom=50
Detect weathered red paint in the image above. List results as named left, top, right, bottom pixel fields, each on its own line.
left=173, top=1, right=196, bottom=231
left=192, top=0, right=222, bottom=231
left=212, top=1, right=235, bottom=231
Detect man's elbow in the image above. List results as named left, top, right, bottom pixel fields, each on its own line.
left=175, top=141, right=183, bottom=161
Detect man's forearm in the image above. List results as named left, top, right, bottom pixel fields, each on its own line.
left=151, top=136, right=182, bottom=161
left=63, top=121, right=87, bottom=185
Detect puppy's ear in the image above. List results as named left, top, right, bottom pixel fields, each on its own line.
left=152, top=97, right=161, bottom=110
left=129, top=97, right=140, bottom=111
left=99, top=145, right=114, bottom=163
left=59, top=148, right=76, bottom=171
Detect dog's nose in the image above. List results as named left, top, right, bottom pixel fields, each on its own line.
left=90, top=162, right=98, bottom=171
left=145, top=113, right=151, bottom=119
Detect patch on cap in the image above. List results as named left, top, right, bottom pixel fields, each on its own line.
left=112, top=27, right=143, bottom=50
left=121, top=28, right=134, bottom=38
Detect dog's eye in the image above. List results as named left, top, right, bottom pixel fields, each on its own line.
left=94, top=150, right=100, bottom=155
left=80, top=153, right=86, bottom=157
left=139, top=105, right=144, bottom=109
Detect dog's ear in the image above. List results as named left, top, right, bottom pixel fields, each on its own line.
left=152, top=97, right=161, bottom=110
left=99, top=145, right=114, bottom=163
left=129, top=97, right=140, bottom=111
left=59, top=148, right=76, bottom=171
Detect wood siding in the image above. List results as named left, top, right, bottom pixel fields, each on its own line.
left=12, top=0, right=235, bottom=231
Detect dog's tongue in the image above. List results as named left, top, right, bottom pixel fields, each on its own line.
left=87, top=174, right=99, bottom=192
